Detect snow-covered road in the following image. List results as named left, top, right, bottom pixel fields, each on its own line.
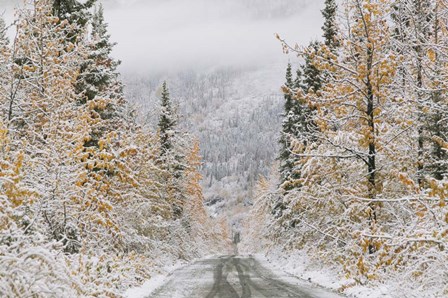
left=145, top=255, right=343, bottom=298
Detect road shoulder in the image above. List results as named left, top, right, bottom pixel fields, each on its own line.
left=251, top=253, right=346, bottom=298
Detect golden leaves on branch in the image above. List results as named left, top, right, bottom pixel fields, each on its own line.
left=427, top=48, right=437, bottom=63
left=427, top=178, right=447, bottom=205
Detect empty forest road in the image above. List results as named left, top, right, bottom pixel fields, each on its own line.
left=147, top=256, right=343, bottom=298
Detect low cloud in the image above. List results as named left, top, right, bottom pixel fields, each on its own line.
left=104, top=0, right=324, bottom=74
left=2, top=0, right=325, bottom=74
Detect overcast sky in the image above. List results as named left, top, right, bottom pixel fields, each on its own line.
left=2, top=0, right=325, bottom=74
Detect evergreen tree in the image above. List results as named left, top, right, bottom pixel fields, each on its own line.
left=278, top=63, right=299, bottom=190
left=294, top=67, right=318, bottom=148
left=284, top=63, right=294, bottom=109
left=157, top=81, right=188, bottom=217
left=294, top=68, right=305, bottom=91
left=76, top=4, right=122, bottom=103
left=158, top=81, right=177, bottom=156
left=303, top=41, right=323, bottom=93
left=77, top=3, right=126, bottom=164
left=321, top=0, right=339, bottom=50
left=52, top=0, right=96, bottom=42
left=279, top=63, right=318, bottom=191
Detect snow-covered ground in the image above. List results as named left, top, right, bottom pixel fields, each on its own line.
left=256, top=252, right=347, bottom=294
left=124, top=259, right=192, bottom=298
left=259, top=248, right=439, bottom=298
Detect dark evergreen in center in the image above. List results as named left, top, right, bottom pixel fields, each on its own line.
left=158, top=82, right=177, bottom=156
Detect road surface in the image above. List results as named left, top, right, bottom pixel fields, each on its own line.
left=147, top=256, right=343, bottom=298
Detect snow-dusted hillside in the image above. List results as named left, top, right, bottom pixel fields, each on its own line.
left=123, top=63, right=288, bottom=219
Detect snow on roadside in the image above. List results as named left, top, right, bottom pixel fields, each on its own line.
left=124, top=260, right=186, bottom=298
left=255, top=248, right=397, bottom=298
left=253, top=251, right=345, bottom=297
left=125, top=275, right=167, bottom=298
left=124, top=255, right=220, bottom=298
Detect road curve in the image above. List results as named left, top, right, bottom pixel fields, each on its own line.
left=147, top=256, right=343, bottom=298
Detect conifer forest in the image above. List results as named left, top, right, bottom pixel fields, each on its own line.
left=0, top=0, right=447, bottom=297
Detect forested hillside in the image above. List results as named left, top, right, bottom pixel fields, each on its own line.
left=0, top=1, right=228, bottom=296
left=244, top=0, right=448, bottom=296
left=123, top=67, right=284, bottom=218
left=107, top=0, right=324, bottom=221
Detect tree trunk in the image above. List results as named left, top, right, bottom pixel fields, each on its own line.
left=366, top=46, right=377, bottom=254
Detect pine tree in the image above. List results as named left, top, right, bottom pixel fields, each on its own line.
left=294, top=68, right=305, bottom=91
left=285, top=0, right=339, bottom=173
left=284, top=63, right=294, bottom=108
left=303, top=41, right=323, bottom=93
left=278, top=63, right=307, bottom=191
left=321, top=0, right=339, bottom=50
left=278, top=64, right=295, bottom=187
left=75, top=4, right=129, bottom=212
left=76, top=4, right=122, bottom=103
left=279, top=60, right=320, bottom=192
left=156, top=81, right=187, bottom=217
left=52, top=0, right=96, bottom=42
left=158, top=81, right=177, bottom=156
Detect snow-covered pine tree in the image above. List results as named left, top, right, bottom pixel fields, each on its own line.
left=283, top=0, right=340, bottom=160
left=75, top=2, right=127, bottom=162
left=292, top=0, right=340, bottom=142
left=321, top=0, right=339, bottom=50
left=53, top=0, right=128, bottom=154
left=76, top=3, right=122, bottom=103
left=294, top=67, right=305, bottom=91
left=68, top=4, right=134, bottom=245
left=278, top=63, right=299, bottom=190
left=158, top=81, right=177, bottom=157
left=278, top=47, right=323, bottom=192
left=302, top=41, right=323, bottom=94
left=157, top=81, right=187, bottom=217
left=301, top=0, right=339, bottom=93
left=52, top=0, right=96, bottom=43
